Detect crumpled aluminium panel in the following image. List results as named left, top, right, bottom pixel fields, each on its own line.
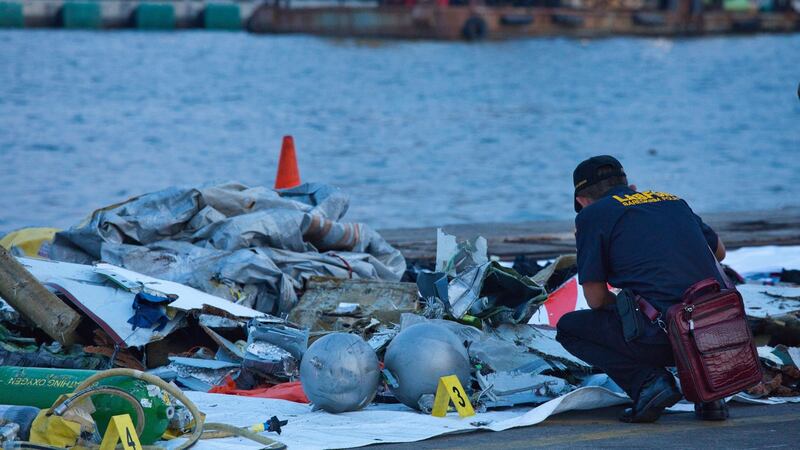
left=15, top=256, right=264, bottom=348
left=491, top=324, right=591, bottom=369
left=476, top=371, right=573, bottom=407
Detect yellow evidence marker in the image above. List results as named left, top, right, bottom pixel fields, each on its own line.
left=431, top=375, right=475, bottom=418
left=99, top=414, right=142, bottom=450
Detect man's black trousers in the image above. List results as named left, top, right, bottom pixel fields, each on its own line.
left=556, top=308, right=675, bottom=402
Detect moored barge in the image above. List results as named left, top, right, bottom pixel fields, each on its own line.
left=248, top=0, right=800, bottom=40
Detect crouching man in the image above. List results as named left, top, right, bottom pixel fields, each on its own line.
left=556, top=155, right=728, bottom=423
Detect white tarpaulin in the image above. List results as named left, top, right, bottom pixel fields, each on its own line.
left=736, top=283, right=800, bottom=318
left=163, top=388, right=799, bottom=449
left=167, top=387, right=630, bottom=450
left=724, top=245, right=800, bottom=275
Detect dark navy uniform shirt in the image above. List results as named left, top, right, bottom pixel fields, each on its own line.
left=575, top=186, right=723, bottom=342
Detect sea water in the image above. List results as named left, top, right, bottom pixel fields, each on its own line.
left=0, top=31, right=798, bottom=231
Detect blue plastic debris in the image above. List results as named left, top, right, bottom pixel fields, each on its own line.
left=127, top=291, right=177, bottom=331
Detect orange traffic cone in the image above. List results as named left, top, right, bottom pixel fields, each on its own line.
left=274, top=135, right=302, bottom=190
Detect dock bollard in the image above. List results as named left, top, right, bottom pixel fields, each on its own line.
left=203, top=3, right=242, bottom=30
left=58, top=2, right=102, bottom=29
left=0, top=1, right=24, bottom=28
left=134, top=3, right=175, bottom=30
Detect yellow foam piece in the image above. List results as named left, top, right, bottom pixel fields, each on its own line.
left=30, top=409, right=82, bottom=447
left=0, top=227, right=59, bottom=257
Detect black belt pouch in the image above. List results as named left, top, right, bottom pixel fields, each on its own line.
left=616, top=288, right=646, bottom=342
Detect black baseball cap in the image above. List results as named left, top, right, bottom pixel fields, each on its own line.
left=573, top=155, right=626, bottom=212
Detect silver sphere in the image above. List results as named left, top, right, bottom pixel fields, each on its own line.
left=384, top=323, right=471, bottom=411
left=300, top=333, right=380, bottom=413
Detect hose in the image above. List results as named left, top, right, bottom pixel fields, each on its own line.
left=45, top=368, right=285, bottom=450
left=48, top=385, right=146, bottom=436
left=202, top=423, right=286, bottom=449
left=47, top=369, right=204, bottom=450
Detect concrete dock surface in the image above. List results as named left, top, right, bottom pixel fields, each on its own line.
left=365, top=402, right=800, bottom=449
left=381, top=207, right=800, bottom=262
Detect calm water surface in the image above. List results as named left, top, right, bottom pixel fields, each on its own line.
left=1, top=31, right=798, bottom=232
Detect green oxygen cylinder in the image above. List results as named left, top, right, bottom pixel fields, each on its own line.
left=0, top=366, right=96, bottom=408
left=91, top=377, right=175, bottom=444
left=0, top=367, right=173, bottom=444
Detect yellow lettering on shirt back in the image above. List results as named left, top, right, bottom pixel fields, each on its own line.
left=612, top=191, right=679, bottom=207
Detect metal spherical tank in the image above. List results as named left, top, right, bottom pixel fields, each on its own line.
left=300, top=333, right=380, bottom=413
left=383, top=323, right=471, bottom=410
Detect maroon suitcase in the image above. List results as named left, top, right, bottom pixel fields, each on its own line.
left=666, top=278, right=762, bottom=403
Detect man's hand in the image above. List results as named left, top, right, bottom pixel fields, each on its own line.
left=715, top=238, right=726, bottom=262
left=582, top=281, right=616, bottom=310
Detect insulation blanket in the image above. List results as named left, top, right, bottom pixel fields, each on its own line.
left=47, top=182, right=406, bottom=316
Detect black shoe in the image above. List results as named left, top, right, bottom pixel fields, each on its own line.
left=694, top=400, right=729, bottom=421
left=619, top=375, right=681, bottom=423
